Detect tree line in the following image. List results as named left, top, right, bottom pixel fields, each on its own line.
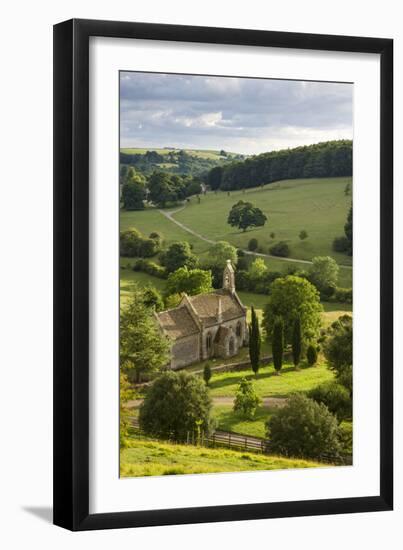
left=120, top=148, right=243, bottom=177
left=207, top=140, right=352, bottom=191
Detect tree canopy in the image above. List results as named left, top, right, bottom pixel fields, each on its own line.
left=227, top=200, right=267, bottom=232
left=323, top=314, right=353, bottom=378
left=206, top=241, right=238, bottom=269
left=139, top=371, right=212, bottom=440
left=308, top=256, right=339, bottom=293
left=267, top=393, right=341, bottom=459
left=263, top=275, right=323, bottom=344
left=166, top=267, right=213, bottom=297
left=120, top=287, right=170, bottom=383
left=234, top=378, right=261, bottom=419
left=208, top=140, right=352, bottom=191
left=161, top=241, right=198, bottom=273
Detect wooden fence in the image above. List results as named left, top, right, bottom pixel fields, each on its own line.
left=127, top=417, right=351, bottom=465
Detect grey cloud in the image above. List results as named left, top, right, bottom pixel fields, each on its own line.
left=120, top=72, right=352, bottom=153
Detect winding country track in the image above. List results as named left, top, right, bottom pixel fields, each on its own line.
left=158, top=204, right=353, bottom=269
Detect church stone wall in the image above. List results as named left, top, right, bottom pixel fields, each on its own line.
left=201, top=316, right=248, bottom=360
left=170, top=333, right=200, bottom=369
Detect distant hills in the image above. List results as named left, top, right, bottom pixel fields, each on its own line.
left=119, top=147, right=245, bottom=177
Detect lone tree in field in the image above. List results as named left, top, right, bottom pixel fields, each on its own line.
left=120, top=287, right=170, bottom=384
left=272, top=317, right=284, bottom=375
left=234, top=378, right=261, bottom=419
left=203, top=363, right=212, bottom=386
left=299, top=229, right=308, bottom=240
left=249, top=306, right=261, bottom=375
left=139, top=371, right=212, bottom=440
left=227, top=200, right=267, bottom=232
left=263, top=276, right=323, bottom=345
left=292, top=316, right=302, bottom=369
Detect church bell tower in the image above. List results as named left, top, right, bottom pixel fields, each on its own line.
left=223, top=259, right=236, bottom=294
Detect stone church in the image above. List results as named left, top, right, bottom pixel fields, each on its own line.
left=155, top=260, right=248, bottom=369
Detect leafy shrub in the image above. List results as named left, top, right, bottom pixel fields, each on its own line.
left=142, top=286, right=164, bottom=312
left=308, top=382, right=352, bottom=421
left=161, top=241, right=198, bottom=273
left=323, top=315, right=352, bottom=377
left=120, top=228, right=142, bottom=257
left=308, top=256, right=339, bottom=295
left=234, top=378, right=261, bottom=419
left=337, top=365, right=352, bottom=396
left=120, top=228, right=160, bottom=258
left=149, top=231, right=163, bottom=243
left=266, top=393, right=341, bottom=459
left=269, top=241, right=290, bottom=257
left=139, top=371, right=212, bottom=440
left=332, top=235, right=349, bottom=253
left=306, top=344, right=318, bottom=366
left=269, top=232, right=276, bottom=239
left=248, top=238, right=258, bottom=251
left=299, top=230, right=308, bottom=240
left=133, top=259, right=167, bottom=279
left=235, top=270, right=252, bottom=291
left=138, top=237, right=160, bottom=258
left=333, top=287, right=353, bottom=304
left=338, top=422, right=353, bottom=454
left=164, top=293, right=183, bottom=309
left=203, top=363, right=212, bottom=386
left=319, top=283, right=337, bottom=300
left=237, top=256, right=249, bottom=271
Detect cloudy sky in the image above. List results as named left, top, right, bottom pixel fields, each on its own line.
left=120, top=72, right=352, bottom=155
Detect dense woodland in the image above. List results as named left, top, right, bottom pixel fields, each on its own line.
left=207, top=140, right=352, bottom=191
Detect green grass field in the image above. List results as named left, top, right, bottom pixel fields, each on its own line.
left=120, top=435, right=324, bottom=477
left=212, top=404, right=275, bottom=439
left=209, top=361, right=335, bottom=399
left=120, top=177, right=352, bottom=287
left=174, top=177, right=352, bottom=264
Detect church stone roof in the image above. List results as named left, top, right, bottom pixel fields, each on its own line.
left=156, top=306, right=199, bottom=340
left=188, top=289, right=244, bottom=327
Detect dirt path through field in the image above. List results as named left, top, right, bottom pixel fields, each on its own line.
left=159, top=205, right=353, bottom=269
left=126, top=396, right=287, bottom=409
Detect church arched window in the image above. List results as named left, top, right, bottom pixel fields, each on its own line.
left=236, top=321, right=242, bottom=338
left=206, top=332, right=212, bottom=351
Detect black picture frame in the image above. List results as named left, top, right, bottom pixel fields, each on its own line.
left=53, top=18, right=393, bottom=531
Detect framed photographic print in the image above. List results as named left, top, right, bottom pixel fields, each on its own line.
left=53, top=19, right=393, bottom=530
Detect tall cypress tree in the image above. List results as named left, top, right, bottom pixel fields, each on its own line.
left=272, top=317, right=284, bottom=375
left=292, top=317, right=302, bottom=369
left=249, top=305, right=261, bottom=375
left=344, top=205, right=353, bottom=256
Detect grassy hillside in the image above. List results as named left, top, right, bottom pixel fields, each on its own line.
left=174, top=177, right=352, bottom=266
left=208, top=361, right=335, bottom=399
left=120, top=436, right=324, bottom=477
left=120, top=177, right=352, bottom=290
